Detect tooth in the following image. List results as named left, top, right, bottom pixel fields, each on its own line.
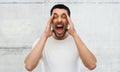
left=57, top=25, right=63, bottom=27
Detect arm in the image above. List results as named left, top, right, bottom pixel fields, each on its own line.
left=66, top=14, right=97, bottom=70
left=73, top=33, right=97, bottom=70
left=24, top=15, right=53, bottom=71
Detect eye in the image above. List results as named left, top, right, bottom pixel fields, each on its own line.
left=53, top=15, right=58, bottom=19
left=62, top=14, right=66, bottom=18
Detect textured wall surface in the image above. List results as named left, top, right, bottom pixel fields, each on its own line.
left=0, top=0, right=120, bottom=72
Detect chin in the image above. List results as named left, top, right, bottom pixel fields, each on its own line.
left=56, top=34, right=64, bottom=38
left=53, top=28, right=67, bottom=39
left=54, top=32, right=66, bottom=39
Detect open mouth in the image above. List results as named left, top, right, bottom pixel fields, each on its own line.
left=55, top=24, right=64, bottom=34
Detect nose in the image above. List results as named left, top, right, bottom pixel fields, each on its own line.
left=58, top=17, right=62, bottom=22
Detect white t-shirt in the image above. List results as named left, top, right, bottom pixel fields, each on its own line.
left=32, top=35, right=84, bottom=72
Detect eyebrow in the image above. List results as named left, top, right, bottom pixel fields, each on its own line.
left=53, top=13, right=66, bottom=16
left=62, top=13, right=66, bottom=15
left=53, top=13, right=57, bottom=15
left=62, top=13, right=66, bottom=16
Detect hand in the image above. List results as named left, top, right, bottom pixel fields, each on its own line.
left=66, top=13, right=77, bottom=37
left=44, top=14, right=53, bottom=38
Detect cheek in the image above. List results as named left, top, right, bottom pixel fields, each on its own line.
left=63, top=20, right=68, bottom=25
left=63, top=18, right=68, bottom=23
left=52, top=20, right=57, bottom=28
left=52, top=19, right=57, bottom=24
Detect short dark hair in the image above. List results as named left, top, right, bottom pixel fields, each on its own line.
left=50, top=4, right=70, bottom=17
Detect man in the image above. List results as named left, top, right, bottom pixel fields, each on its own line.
left=24, top=4, right=97, bottom=72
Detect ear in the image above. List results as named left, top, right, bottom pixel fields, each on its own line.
left=51, top=24, right=54, bottom=30
left=67, top=24, right=70, bottom=29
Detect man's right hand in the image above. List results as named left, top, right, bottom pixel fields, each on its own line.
left=24, top=15, right=54, bottom=71
left=44, top=14, right=53, bottom=38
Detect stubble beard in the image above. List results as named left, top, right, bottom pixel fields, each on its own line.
left=53, top=28, right=68, bottom=40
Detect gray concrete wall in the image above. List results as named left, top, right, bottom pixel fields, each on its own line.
left=0, top=0, right=120, bottom=72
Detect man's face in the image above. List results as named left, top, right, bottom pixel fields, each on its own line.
left=52, top=8, right=68, bottom=39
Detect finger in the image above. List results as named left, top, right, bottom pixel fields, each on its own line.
left=65, top=13, right=74, bottom=28
left=48, top=14, right=54, bottom=24
left=50, top=14, right=54, bottom=22
left=46, top=14, right=54, bottom=29
left=65, top=13, right=70, bottom=23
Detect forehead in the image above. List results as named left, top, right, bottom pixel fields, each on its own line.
left=52, top=8, right=67, bottom=15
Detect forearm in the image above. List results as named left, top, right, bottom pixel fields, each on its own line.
left=72, top=33, right=97, bottom=70
left=24, top=33, right=48, bottom=71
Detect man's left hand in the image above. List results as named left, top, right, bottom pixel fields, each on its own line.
left=66, top=13, right=77, bottom=37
